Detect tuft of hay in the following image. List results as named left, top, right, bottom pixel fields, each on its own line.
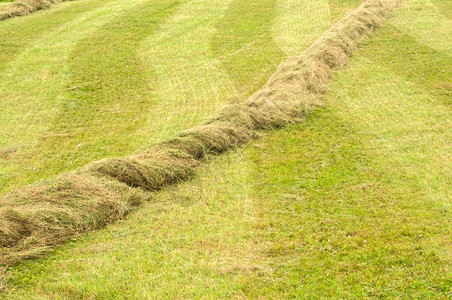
left=0, top=0, right=403, bottom=268
left=0, top=0, right=73, bottom=21
left=87, top=149, right=200, bottom=191
left=0, top=267, right=6, bottom=292
left=0, top=173, right=148, bottom=266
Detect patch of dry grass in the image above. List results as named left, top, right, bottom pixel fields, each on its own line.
left=0, top=172, right=148, bottom=267
left=0, top=0, right=72, bottom=20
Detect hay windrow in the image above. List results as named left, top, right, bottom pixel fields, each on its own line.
left=0, top=173, right=148, bottom=266
left=87, top=149, right=200, bottom=191
left=0, top=0, right=73, bottom=21
left=0, top=0, right=403, bottom=269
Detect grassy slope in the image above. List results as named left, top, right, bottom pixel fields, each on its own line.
left=2, top=0, right=451, bottom=298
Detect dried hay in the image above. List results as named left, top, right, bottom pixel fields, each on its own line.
left=0, top=0, right=72, bottom=21
left=0, top=173, right=147, bottom=266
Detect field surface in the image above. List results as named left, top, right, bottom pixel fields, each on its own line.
left=0, top=0, right=451, bottom=298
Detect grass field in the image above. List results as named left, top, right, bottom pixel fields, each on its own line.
left=0, top=0, right=358, bottom=196
left=1, top=0, right=451, bottom=298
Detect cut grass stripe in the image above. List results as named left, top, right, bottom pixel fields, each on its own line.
left=393, top=0, right=452, bottom=52
left=138, top=0, right=236, bottom=145
left=361, top=26, right=452, bottom=105
left=15, top=1, right=182, bottom=189
left=0, top=0, right=115, bottom=70
left=273, top=0, right=331, bottom=56
left=0, top=0, right=149, bottom=195
left=211, top=0, right=285, bottom=99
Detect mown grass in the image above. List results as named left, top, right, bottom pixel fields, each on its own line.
left=365, top=27, right=451, bottom=105
left=273, top=0, right=330, bottom=57
left=0, top=0, right=115, bottom=70
left=393, top=0, right=451, bottom=52
left=211, top=0, right=283, bottom=98
left=0, top=0, right=363, bottom=196
left=243, top=18, right=451, bottom=293
left=2, top=0, right=450, bottom=298
left=1, top=0, right=352, bottom=288
left=0, top=0, right=359, bottom=196
left=246, top=113, right=449, bottom=297
left=36, top=0, right=183, bottom=180
left=328, top=0, right=362, bottom=20
left=138, top=0, right=237, bottom=144
left=0, top=0, right=182, bottom=195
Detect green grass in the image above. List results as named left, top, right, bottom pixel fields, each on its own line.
left=0, top=0, right=117, bottom=70
left=0, top=0, right=156, bottom=194
left=138, top=0, right=238, bottom=143
left=0, top=0, right=357, bottom=196
left=1, top=0, right=451, bottom=298
left=273, top=0, right=330, bottom=56
left=365, top=27, right=451, bottom=105
left=36, top=0, right=183, bottom=181
left=392, top=0, right=451, bottom=52
left=328, top=0, right=362, bottom=21
left=211, top=0, right=283, bottom=98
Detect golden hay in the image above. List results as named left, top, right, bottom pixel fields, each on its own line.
left=0, top=0, right=72, bottom=21
left=88, top=149, right=200, bottom=191
left=0, top=0, right=403, bottom=268
left=0, top=173, right=148, bottom=266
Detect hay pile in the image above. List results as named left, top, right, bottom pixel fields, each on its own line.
left=0, top=0, right=72, bottom=20
left=0, top=173, right=149, bottom=266
left=0, top=0, right=402, bottom=268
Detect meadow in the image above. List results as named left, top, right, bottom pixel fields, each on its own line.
left=0, top=0, right=450, bottom=297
